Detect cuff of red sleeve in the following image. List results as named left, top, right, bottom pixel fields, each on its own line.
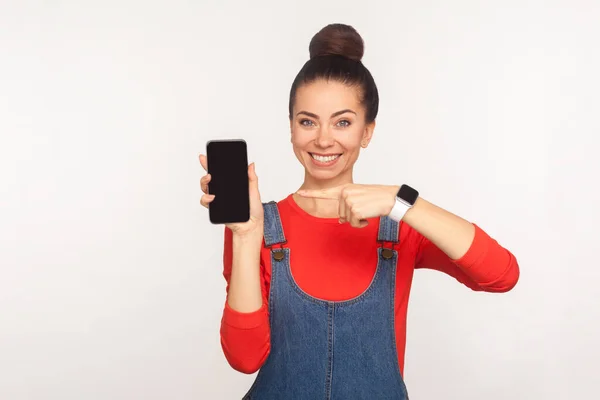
left=222, top=301, right=268, bottom=330
left=451, top=223, right=489, bottom=268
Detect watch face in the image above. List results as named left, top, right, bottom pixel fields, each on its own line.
left=398, top=184, right=419, bottom=205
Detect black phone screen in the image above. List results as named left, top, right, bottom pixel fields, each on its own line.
left=206, top=140, right=250, bottom=224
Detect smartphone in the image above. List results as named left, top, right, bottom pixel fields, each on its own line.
left=206, top=139, right=250, bottom=224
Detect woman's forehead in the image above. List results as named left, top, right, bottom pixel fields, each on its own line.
left=294, top=80, right=363, bottom=113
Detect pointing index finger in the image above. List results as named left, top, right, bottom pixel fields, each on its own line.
left=296, top=186, right=343, bottom=200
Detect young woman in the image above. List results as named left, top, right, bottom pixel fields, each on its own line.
left=199, top=23, right=519, bottom=400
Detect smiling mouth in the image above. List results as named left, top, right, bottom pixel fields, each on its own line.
left=309, top=153, right=342, bottom=163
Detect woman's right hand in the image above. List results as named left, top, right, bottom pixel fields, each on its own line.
left=199, top=154, right=264, bottom=237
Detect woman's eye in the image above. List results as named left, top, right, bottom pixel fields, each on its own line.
left=300, top=119, right=315, bottom=127
left=337, top=120, right=351, bottom=127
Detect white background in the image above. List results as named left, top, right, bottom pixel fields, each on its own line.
left=1, top=1, right=599, bottom=399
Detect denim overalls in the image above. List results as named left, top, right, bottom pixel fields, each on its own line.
left=243, top=201, right=409, bottom=400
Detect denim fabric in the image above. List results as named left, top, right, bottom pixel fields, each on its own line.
left=243, top=201, right=408, bottom=400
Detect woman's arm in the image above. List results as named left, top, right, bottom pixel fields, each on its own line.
left=219, top=227, right=271, bottom=374
left=404, top=197, right=475, bottom=260
left=226, top=227, right=264, bottom=312
left=296, top=184, right=519, bottom=292
left=405, top=198, right=519, bottom=292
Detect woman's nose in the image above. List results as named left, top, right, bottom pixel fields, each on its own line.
left=315, top=126, right=334, bottom=148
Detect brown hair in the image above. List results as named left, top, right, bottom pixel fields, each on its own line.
left=288, top=24, right=379, bottom=123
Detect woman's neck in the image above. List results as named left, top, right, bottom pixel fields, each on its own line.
left=299, top=169, right=353, bottom=191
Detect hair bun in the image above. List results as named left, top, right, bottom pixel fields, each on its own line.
left=308, top=23, right=364, bottom=62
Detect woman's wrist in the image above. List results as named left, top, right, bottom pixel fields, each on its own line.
left=401, top=196, right=427, bottom=225
left=231, top=224, right=264, bottom=245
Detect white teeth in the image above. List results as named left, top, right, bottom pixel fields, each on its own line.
left=311, top=153, right=340, bottom=163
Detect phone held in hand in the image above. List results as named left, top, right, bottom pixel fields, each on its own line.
left=206, top=139, right=250, bottom=224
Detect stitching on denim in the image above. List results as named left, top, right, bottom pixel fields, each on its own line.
left=263, top=201, right=286, bottom=247
left=389, top=258, right=409, bottom=398
left=325, top=304, right=334, bottom=400
left=266, top=205, right=401, bottom=307
left=241, top=250, right=281, bottom=399
left=283, top=249, right=389, bottom=307
left=262, top=202, right=273, bottom=245
left=377, top=215, right=385, bottom=241
left=268, top=252, right=278, bottom=329
left=378, top=216, right=400, bottom=243
left=282, top=250, right=327, bottom=306
left=271, top=203, right=286, bottom=244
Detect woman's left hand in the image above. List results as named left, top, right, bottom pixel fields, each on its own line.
left=296, top=184, right=400, bottom=228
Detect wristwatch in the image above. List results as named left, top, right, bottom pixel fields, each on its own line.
left=388, top=184, right=419, bottom=222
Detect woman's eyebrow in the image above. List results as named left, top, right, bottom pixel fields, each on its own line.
left=296, top=109, right=357, bottom=119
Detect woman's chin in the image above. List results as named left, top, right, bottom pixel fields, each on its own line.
left=305, top=166, right=343, bottom=182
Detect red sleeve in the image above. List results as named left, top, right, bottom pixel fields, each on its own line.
left=219, top=227, right=271, bottom=374
left=415, top=223, right=519, bottom=292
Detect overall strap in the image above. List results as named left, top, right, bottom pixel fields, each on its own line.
left=262, top=201, right=286, bottom=247
left=377, top=215, right=400, bottom=244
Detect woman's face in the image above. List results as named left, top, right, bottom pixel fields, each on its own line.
left=290, top=79, right=375, bottom=186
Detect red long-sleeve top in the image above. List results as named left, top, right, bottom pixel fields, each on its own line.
left=219, top=194, right=519, bottom=375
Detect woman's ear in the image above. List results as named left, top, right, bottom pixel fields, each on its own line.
left=361, top=120, right=376, bottom=148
